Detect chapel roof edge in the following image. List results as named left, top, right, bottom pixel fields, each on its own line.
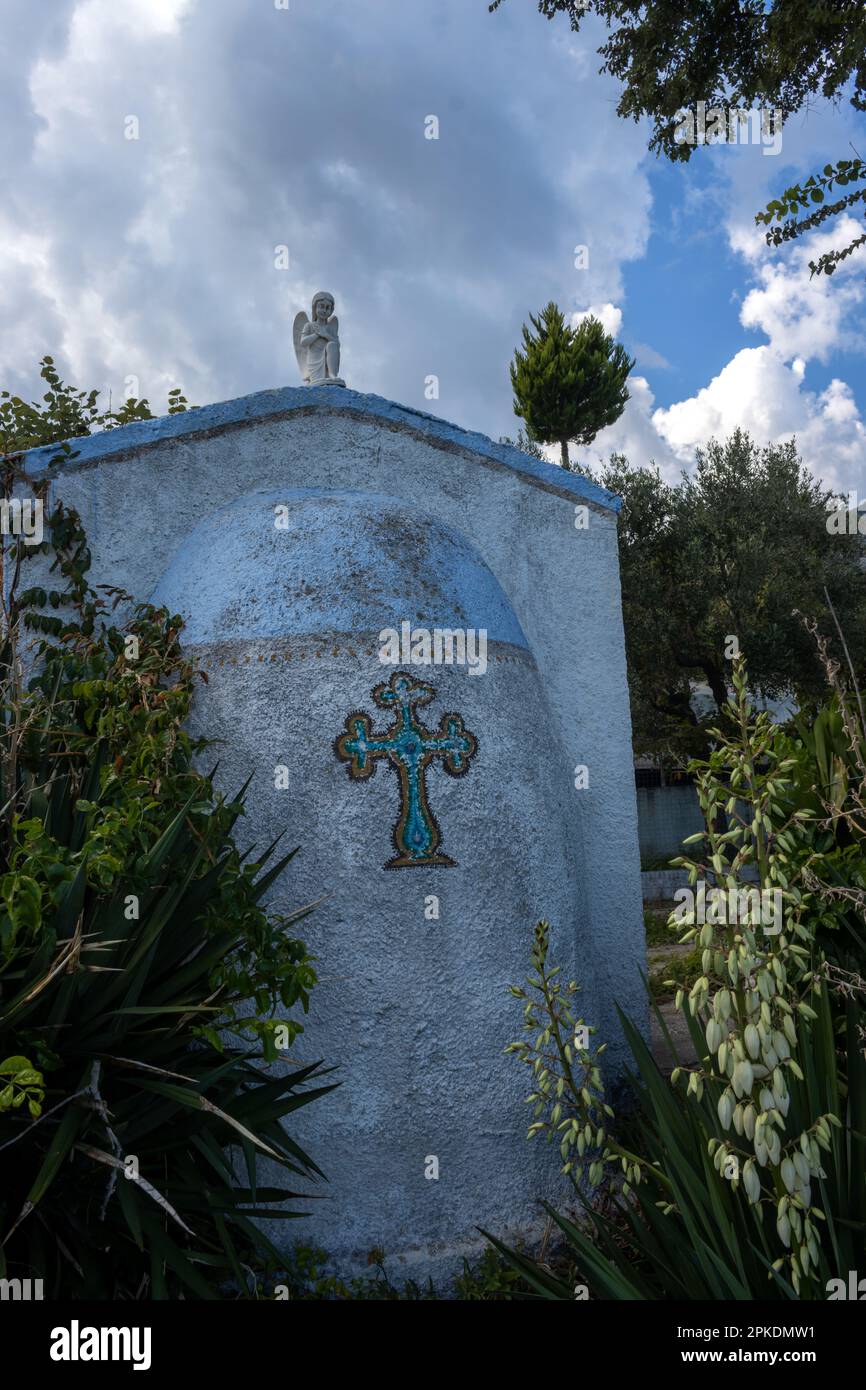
left=19, top=383, right=621, bottom=514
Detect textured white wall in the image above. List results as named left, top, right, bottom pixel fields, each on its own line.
left=22, top=386, right=645, bottom=1281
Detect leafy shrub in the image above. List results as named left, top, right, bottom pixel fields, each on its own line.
left=0, top=355, right=191, bottom=463
left=0, top=385, right=331, bottom=1298
left=262, top=1244, right=437, bottom=1300
left=261, top=1242, right=527, bottom=1300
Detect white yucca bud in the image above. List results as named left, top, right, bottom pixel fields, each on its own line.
left=744, top=1024, right=761, bottom=1059
left=732, top=1059, right=754, bottom=1098
left=743, top=1159, right=761, bottom=1203
left=780, top=1158, right=797, bottom=1193
left=773, top=1030, right=790, bottom=1060
left=743, top=1104, right=756, bottom=1140
left=777, top=1211, right=791, bottom=1247
left=717, top=1090, right=734, bottom=1130
left=732, top=1103, right=744, bottom=1135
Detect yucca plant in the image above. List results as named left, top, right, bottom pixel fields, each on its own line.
left=486, top=658, right=866, bottom=1299
left=0, top=468, right=332, bottom=1298
left=486, top=942, right=864, bottom=1299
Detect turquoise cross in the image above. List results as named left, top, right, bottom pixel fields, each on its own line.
left=335, top=670, right=478, bottom=868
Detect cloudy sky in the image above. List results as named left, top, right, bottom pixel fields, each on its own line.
left=2, top=0, right=865, bottom=491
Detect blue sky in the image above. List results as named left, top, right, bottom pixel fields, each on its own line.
left=631, top=147, right=866, bottom=410
left=1, top=0, right=864, bottom=492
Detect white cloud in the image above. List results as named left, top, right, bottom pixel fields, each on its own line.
left=650, top=346, right=866, bottom=491
left=566, top=341, right=866, bottom=494
left=573, top=373, right=680, bottom=479
left=571, top=302, right=622, bottom=337
left=0, top=0, right=654, bottom=438
left=593, top=100, right=866, bottom=492
left=3, top=0, right=864, bottom=502
left=737, top=215, right=866, bottom=362
left=654, top=347, right=793, bottom=454
left=588, top=201, right=866, bottom=488
left=631, top=341, right=670, bottom=370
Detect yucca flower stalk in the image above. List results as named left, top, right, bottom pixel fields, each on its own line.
left=492, top=656, right=864, bottom=1300
left=506, top=922, right=657, bottom=1198
left=667, top=657, right=837, bottom=1293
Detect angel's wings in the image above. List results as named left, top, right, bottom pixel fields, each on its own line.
left=293, top=311, right=310, bottom=382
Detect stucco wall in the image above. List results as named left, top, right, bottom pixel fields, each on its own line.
left=21, top=385, right=645, bottom=1280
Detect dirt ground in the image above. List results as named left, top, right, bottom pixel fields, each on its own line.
left=646, top=905, right=699, bottom=1071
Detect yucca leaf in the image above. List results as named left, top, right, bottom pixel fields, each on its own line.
left=75, top=1143, right=196, bottom=1236
left=479, top=1227, right=567, bottom=1298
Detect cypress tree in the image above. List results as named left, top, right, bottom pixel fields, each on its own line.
left=510, top=303, right=634, bottom=469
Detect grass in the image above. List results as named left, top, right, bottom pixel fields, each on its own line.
left=640, top=853, right=677, bottom=872
left=643, top=906, right=701, bottom=998
left=643, top=906, right=678, bottom=948
left=648, top=945, right=703, bottom=999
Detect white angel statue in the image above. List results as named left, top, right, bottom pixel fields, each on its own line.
left=293, top=291, right=346, bottom=387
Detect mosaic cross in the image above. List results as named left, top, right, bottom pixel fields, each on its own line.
left=334, top=670, right=478, bottom=868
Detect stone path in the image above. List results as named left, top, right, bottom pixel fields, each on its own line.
left=647, top=941, right=698, bottom=1072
